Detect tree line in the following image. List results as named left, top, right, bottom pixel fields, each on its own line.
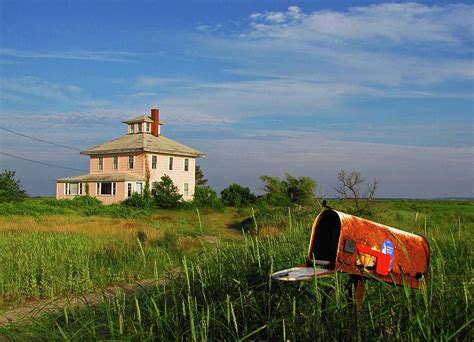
left=0, top=168, right=378, bottom=211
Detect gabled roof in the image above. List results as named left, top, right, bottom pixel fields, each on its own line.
left=56, top=172, right=145, bottom=182
left=81, top=133, right=205, bottom=157
left=122, top=115, right=154, bottom=124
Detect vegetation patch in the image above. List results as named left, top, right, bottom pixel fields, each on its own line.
left=1, top=200, right=472, bottom=340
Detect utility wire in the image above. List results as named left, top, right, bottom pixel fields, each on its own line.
left=0, top=126, right=82, bottom=151
left=0, top=151, right=88, bottom=172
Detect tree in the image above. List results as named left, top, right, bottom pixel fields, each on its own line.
left=285, top=174, right=317, bottom=206
left=335, top=169, right=378, bottom=211
left=0, top=170, right=27, bottom=202
left=260, top=175, right=291, bottom=206
left=195, top=165, right=208, bottom=187
left=152, top=175, right=182, bottom=208
left=221, top=183, right=256, bottom=207
left=193, top=186, right=223, bottom=209
left=260, top=173, right=316, bottom=207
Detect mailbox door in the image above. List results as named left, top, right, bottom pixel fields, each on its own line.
left=271, top=265, right=335, bottom=282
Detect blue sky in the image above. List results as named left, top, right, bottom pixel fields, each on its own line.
left=0, top=0, right=473, bottom=198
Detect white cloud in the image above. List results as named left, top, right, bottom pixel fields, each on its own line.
left=247, top=3, right=473, bottom=44
left=195, top=24, right=223, bottom=32
left=0, top=76, right=82, bottom=99
left=0, top=48, right=137, bottom=62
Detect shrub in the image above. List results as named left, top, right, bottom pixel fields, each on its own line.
left=221, top=183, right=256, bottom=207
left=152, top=175, right=183, bottom=209
left=260, top=173, right=316, bottom=207
left=122, top=193, right=154, bottom=209
left=193, top=186, right=223, bottom=209
left=0, top=170, right=27, bottom=202
left=72, top=195, right=102, bottom=207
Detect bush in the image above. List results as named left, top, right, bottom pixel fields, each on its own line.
left=260, top=173, right=316, bottom=207
left=0, top=170, right=27, bottom=202
left=193, top=186, right=223, bottom=209
left=152, top=175, right=183, bottom=209
left=221, top=183, right=256, bottom=207
left=122, top=192, right=154, bottom=209
left=72, top=195, right=102, bottom=207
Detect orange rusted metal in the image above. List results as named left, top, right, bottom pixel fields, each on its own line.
left=272, top=209, right=430, bottom=289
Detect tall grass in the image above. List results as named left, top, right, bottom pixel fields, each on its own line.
left=3, top=200, right=472, bottom=340
left=0, top=207, right=244, bottom=306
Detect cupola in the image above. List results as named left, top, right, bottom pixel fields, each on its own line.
left=122, top=108, right=163, bottom=136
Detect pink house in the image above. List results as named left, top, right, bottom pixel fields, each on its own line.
left=56, top=108, right=205, bottom=204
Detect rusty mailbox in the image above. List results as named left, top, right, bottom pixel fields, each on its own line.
left=272, top=209, right=430, bottom=288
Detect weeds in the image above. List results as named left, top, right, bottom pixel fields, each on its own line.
left=1, top=200, right=472, bottom=340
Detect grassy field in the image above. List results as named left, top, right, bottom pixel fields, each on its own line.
left=1, top=199, right=473, bottom=340
left=0, top=198, right=246, bottom=308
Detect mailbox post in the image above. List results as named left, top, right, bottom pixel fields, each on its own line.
left=272, top=209, right=430, bottom=311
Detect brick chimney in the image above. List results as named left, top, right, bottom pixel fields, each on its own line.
left=151, top=108, right=160, bottom=136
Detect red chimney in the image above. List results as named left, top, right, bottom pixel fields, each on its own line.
left=151, top=108, right=160, bottom=136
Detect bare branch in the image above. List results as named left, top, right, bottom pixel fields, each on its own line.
left=335, top=169, right=379, bottom=211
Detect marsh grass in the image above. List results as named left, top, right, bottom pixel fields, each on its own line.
left=2, top=200, right=472, bottom=340
left=0, top=201, right=245, bottom=307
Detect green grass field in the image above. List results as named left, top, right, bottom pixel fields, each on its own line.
left=0, top=198, right=246, bottom=307
left=0, top=199, right=472, bottom=340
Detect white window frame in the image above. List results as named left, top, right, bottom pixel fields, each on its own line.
left=137, top=123, right=142, bottom=133
left=130, top=124, right=135, bottom=134
left=151, top=155, right=157, bottom=169
left=65, top=182, right=82, bottom=196
left=98, top=157, right=104, bottom=170
left=184, top=183, right=189, bottom=197
left=146, top=122, right=151, bottom=132
left=169, top=157, right=173, bottom=171
left=127, top=182, right=132, bottom=197
left=97, top=182, right=116, bottom=196
left=135, top=182, right=143, bottom=195
left=113, top=156, right=119, bottom=170
left=128, top=155, right=134, bottom=169
left=184, top=158, right=189, bottom=172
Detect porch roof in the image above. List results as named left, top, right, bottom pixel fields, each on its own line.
left=56, top=172, right=145, bottom=182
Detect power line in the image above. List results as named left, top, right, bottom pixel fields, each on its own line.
left=0, top=126, right=82, bottom=151
left=0, top=151, right=88, bottom=172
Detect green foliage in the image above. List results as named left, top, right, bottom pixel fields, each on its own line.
left=193, top=186, right=223, bottom=209
left=0, top=196, right=149, bottom=218
left=195, top=165, right=208, bottom=187
left=152, top=175, right=183, bottom=209
left=0, top=170, right=27, bottom=202
left=122, top=192, right=154, bottom=209
left=71, top=194, right=102, bottom=206
left=260, top=173, right=316, bottom=207
left=220, top=183, right=256, bottom=207
left=8, top=200, right=472, bottom=340
left=259, top=175, right=291, bottom=206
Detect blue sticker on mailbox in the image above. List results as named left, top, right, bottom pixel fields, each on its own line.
left=381, top=240, right=395, bottom=269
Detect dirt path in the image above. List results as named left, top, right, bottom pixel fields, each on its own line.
left=0, top=272, right=177, bottom=328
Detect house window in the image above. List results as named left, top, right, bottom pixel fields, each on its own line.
left=130, top=124, right=135, bottom=134
left=128, top=155, right=134, bottom=169
left=98, top=157, right=104, bottom=170
left=151, top=155, right=157, bottom=169
left=113, top=156, right=119, bottom=170
left=184, top=158, right=189, bottom=172
left=98, top=182, right=116, bottom=196
left=136, top=182, right=143, bottom=195
left=137, top=123, right=142, bottom=133
left=184, top=183, right=189, bottom=197
left=146, top=123, right=151, bottom=132
left=65, top=182, right=81, bottom=195
left=127, top=183, right=132, bottom=197
left=169, top=157, right=173, bottom=170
